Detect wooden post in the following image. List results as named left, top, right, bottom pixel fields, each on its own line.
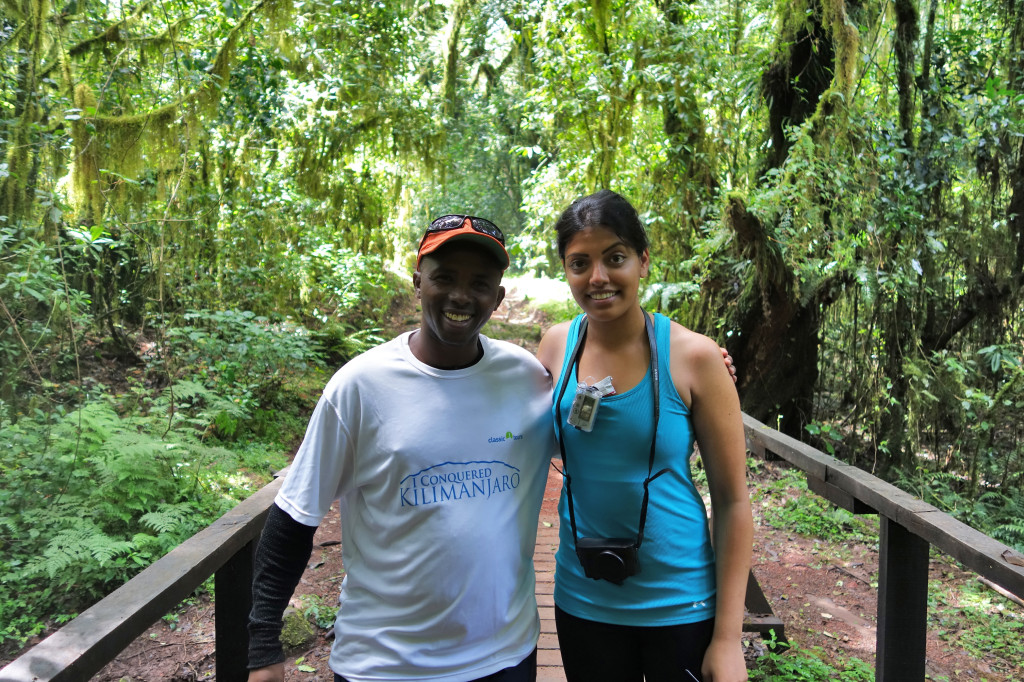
left=876, top=516, right=929, bottom=682
left=743, top=570, right=787, bottom=644
left=215, top=538, right=257, bottom=682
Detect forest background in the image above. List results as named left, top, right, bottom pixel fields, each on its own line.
left=2, top=0, right=1023, bottom=674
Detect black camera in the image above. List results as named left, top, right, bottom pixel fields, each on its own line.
left=576, top=537, right=640, bottom=585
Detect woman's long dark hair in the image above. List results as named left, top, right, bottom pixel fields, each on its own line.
left=554, top=189, right=649, bottom=259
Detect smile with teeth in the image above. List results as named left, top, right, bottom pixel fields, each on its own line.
left=590, top=291, right=617, bottom=300
left=445, top=311, right=473, bottom=322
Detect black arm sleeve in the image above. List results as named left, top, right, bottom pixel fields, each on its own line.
left=247, top=502, right=318, bottom=669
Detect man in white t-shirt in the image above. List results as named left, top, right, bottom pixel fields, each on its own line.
left=247, top=215, right=555, bottom=682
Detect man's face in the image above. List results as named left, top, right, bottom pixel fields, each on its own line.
left=412, top=243, right=506, bottom=368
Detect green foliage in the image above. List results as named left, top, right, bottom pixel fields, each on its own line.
left=0, top=229, right=93, bottom=419
left=0, top=393, right=272, bottom=649
left=897, top=469, right=1024, bottom=553
left=900, top=344, right=1024, bottom=495
left=532, top=298, right=580, bottom=326
left=748, top=633, right=874, bottom=681
left=4, top=0, right=1024, bottom=670
left=757, top=467, right=875, bottom=545
left=804, top=421, right=844, bottom=456
left=312, top=324, right=386, bottom=366
left=286, top=245, right=401, bottom=327
left=641, top=280, right=702, bottom=313
left=930, top=576, right=1024, bottom=673
left=162, top=309, right=321, bottom=436
left=299, top=593, right=340, bottom=630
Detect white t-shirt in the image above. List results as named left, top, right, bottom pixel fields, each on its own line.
left=276, top=332, right=554, bottom=682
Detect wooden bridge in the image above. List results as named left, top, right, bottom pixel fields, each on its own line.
left=3, top=414, right=1023, bottom=681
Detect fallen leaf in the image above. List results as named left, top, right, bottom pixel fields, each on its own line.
left=1002, top=549, right=1024, bottom=567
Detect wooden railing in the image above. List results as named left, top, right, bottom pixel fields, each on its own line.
left=743, top=413, right=1024, bottom=681
left=3, top=416, right=1023, bottom=681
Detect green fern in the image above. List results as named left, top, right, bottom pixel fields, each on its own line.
left=991, top=522, right=1024, bottom=549
left=21, top=518, right=132, bottom=580
left=165, top=379, right=211, bottom=404
left=0, top=391, right=266, bottom=647
left=140, top=503, right=202, bottom=535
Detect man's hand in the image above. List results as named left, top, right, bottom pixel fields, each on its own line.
left=248, top=663, right=285, bottom=682
left=721, top=347, right=737, bottom=383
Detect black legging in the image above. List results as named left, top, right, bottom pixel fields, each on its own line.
left=334, top=648, right=537, bottom=682
left=555, top=606, right=714, bottom=682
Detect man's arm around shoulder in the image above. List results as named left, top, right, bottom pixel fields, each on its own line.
left=247, top=503, right=318, bottom=680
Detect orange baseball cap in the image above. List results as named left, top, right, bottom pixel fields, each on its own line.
left=417, top=215, right=510, bottom=271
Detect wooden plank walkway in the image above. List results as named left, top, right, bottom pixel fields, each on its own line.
left=535, top=464, right=567, bottom=681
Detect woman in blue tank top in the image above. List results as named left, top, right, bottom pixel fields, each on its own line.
left=536, top=190, right=753, bottom=682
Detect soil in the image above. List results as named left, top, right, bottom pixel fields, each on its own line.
left=6, top=287, right=1021, bottom=681
left=746, top=464, right=1020, bottom=681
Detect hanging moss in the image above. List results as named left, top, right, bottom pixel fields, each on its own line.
left=801, top=1, right=862, bottom=157
left=0, top=0, right=48, bottom=227
left=761, top=0, right=864, bottom=172
left=60, top=0, right=294, bottom=221
left=821, top=0, right=861, bottom=98
left=441, top=0, right=475, bottom=120
left=761, top=0, right=834, bottom=171
left=71, top=83, right=103, bottom=224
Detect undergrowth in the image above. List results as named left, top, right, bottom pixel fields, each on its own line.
left=754, top=464, right=876, bottom=546
left=0, top=311, right=327, bottom=652
left=896, top=469, right=1024, bottom=553
left=747, top=633, right=874, bottom=681
left=929, top=572, right=1024, bottom=675
left=0, top=388, right=283, bottom=649
left=750, top=460, right=1024, bottom=679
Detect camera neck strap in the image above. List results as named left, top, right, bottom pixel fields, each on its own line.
left=554, top=310, right=669, bottom=551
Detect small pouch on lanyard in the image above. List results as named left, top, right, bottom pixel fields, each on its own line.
left=566, top=375, right=615, bottom=432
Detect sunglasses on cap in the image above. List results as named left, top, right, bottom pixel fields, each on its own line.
left=419, top=214, right=505, bottom=249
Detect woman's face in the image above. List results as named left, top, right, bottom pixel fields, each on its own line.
left=562, top=224, right=650, bottom=323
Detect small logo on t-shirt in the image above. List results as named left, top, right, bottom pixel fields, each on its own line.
left=399, top=461, right=520, bottom=507
left=488, top=430, right=524, bottom=443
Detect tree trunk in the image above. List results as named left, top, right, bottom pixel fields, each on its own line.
left=654, top=0, right=719, bottom=265
left=441, top=0, right=476, bottom=120
left=727, top=0, right=840, bottom=437
left=724, top=197, right=828, bottom=437
left=876, top=0, right=920, bottom=470
left=760, top=1, right=835, bottom=175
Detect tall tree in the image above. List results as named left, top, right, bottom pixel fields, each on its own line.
left=714, top=0, right=859, bottom=437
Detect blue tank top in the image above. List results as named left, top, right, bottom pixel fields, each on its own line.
left=552, top=313, right=716, bottom=626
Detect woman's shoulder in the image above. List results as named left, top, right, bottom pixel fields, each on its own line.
left=664, top=319, right=730, bottom=406
left=537, top=319, right=574, bottom=374
left=664, top=318, right=721, bottom=362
